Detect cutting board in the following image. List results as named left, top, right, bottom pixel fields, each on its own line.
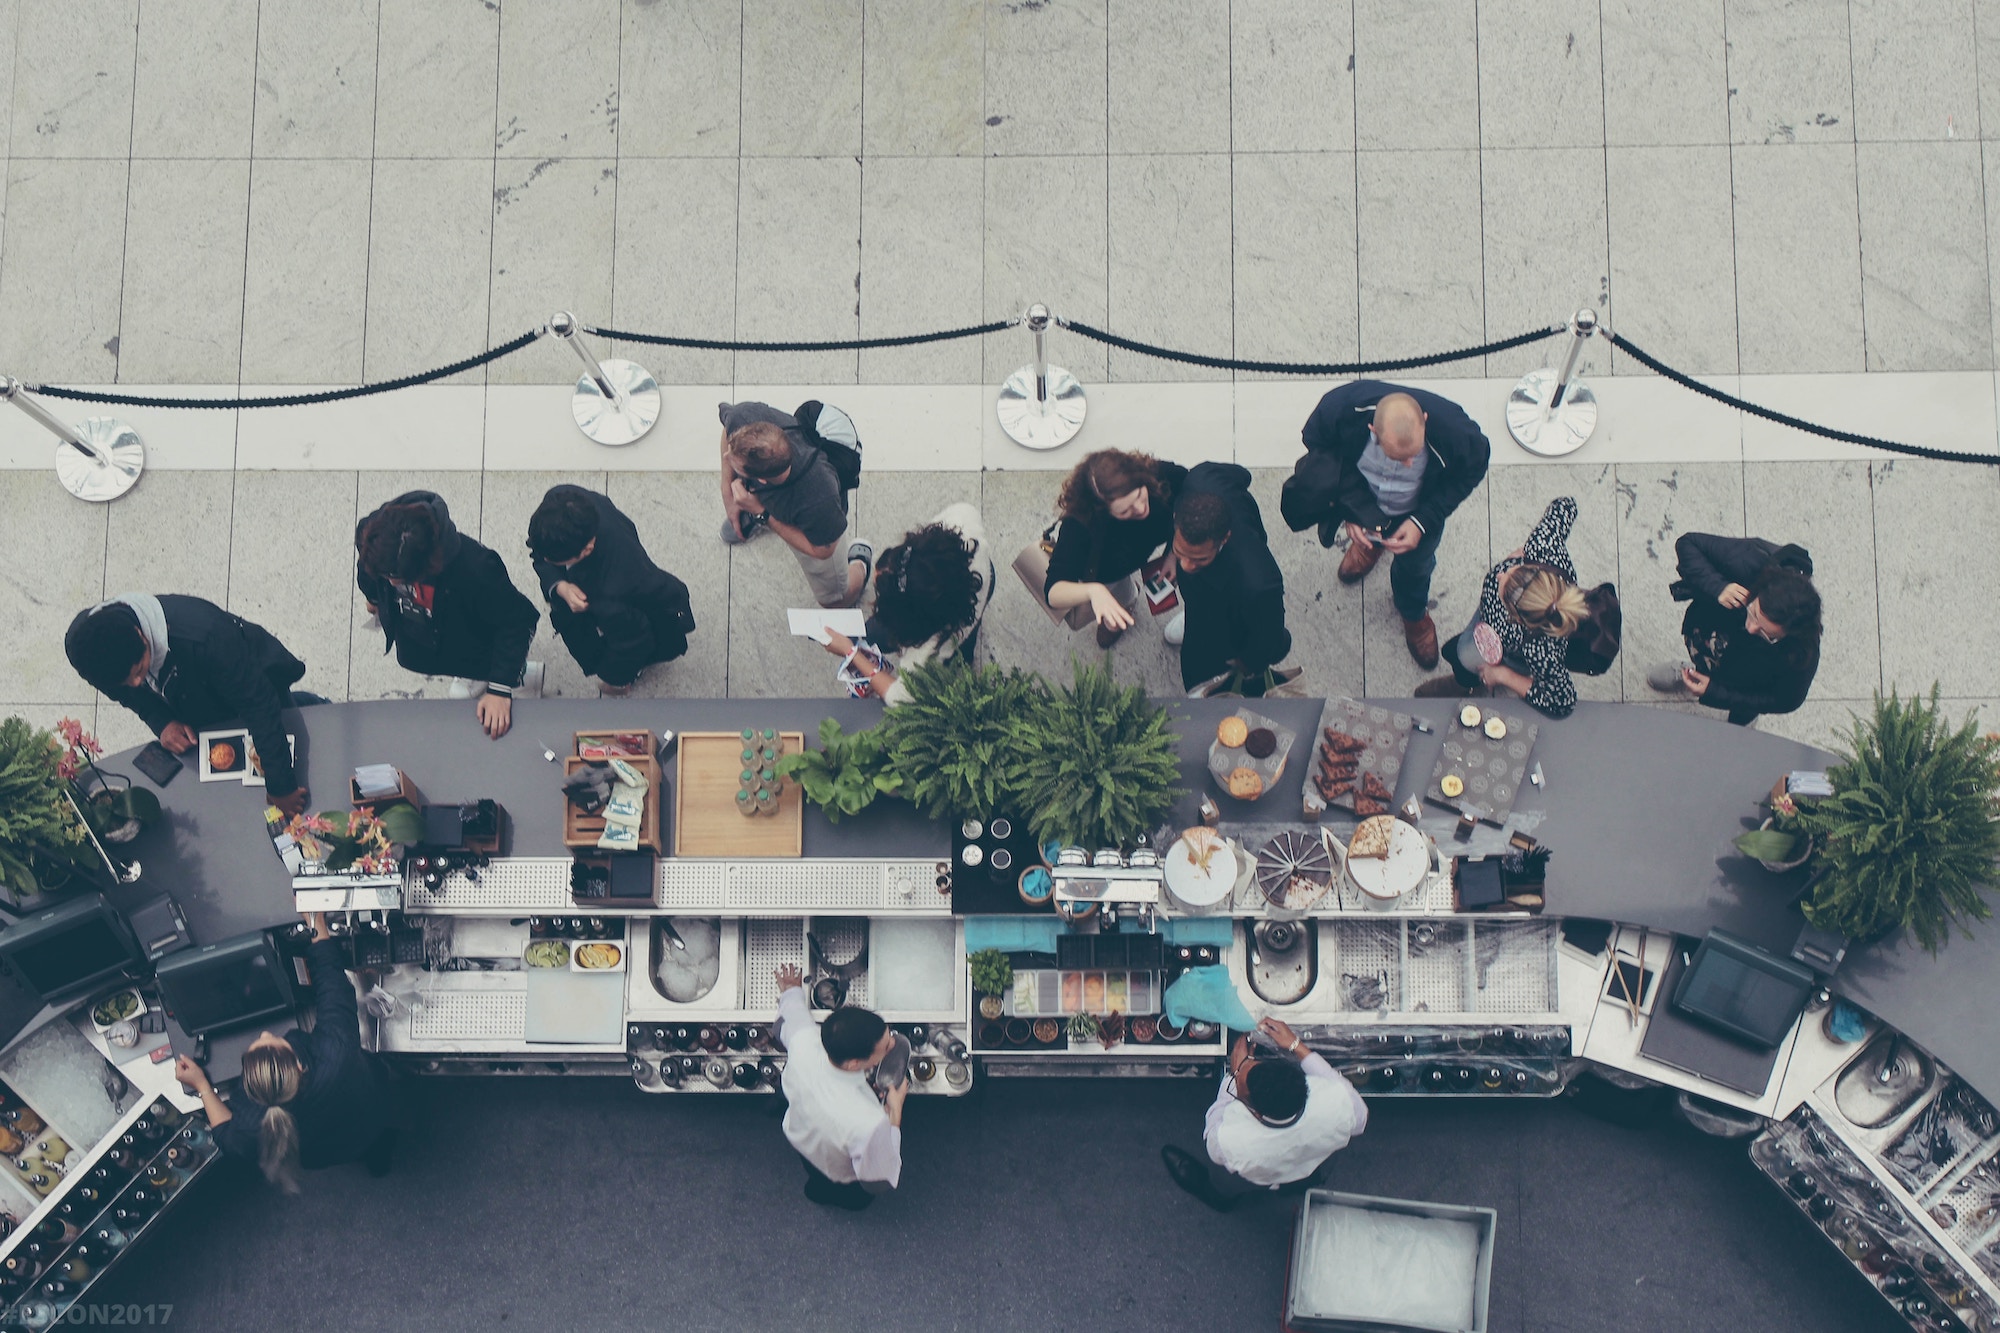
left=523, top=968, right=626, bottom=1045
left=674, top=731, right=805, bottom=856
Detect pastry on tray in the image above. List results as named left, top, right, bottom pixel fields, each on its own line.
left=1350, top=814, right=1395, bottom=859
left=1352, top=796, right=1389, bottom=817
left=1225, top=767, right=1266, bottom=800
left=1361, top=771, right=1392, bottom=802
left=1216, top=716, right=1250, bottom=748
left=1322, top=728, right=1368, bottom=754
left=1243, top=728, right=1278, bottom=759
left=1315, top=778, right=1355, bottom=801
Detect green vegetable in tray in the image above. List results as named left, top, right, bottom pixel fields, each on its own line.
left=524, top=940, right=570, bottom=969
left=968, top=948, right=1013, bottom=998
left=91, top=991, right=139, bottom=1025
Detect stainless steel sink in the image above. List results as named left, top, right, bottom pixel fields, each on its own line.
left=1246, top=919, right=1317, bottom=1006
left=1835, top=1033, right=1937, bottom=1129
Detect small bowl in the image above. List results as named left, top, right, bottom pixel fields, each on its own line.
left=1033, top=1018, right=1060, bottom=1044
left=1004, top=1018, right=1033, bottom=1046
left=990, top=817, right=1013, bottom=840
left=1018, top=865, right=1055, bottom=905
left=978, top=1021, right=1004, bottom=1047
left=990, top=848, right=1013, bottom=872
left=1186, top=1020, right=1220, bottom=1042
left=961, top=819, right=984, bottom=840
left=1129, top=1015, right=1158, bottom=1044
left=1154, top=1016, right=1185, bottom=1042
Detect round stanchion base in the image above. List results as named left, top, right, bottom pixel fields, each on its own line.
left=997, top=363, right=1087, bottom=450
left=54, top=417, right=144, bottom=502
left=1506, top=369, right=1598, bottom=457
left=571, top=358, right=662, bottom=446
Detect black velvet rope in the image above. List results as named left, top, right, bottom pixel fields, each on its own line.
left=28, top=329, right=547, bottom=409
left=1608, top=331, right=1999, bottom=467
left=582, top=320, right=1015, bottom=352
left=1056, top=320, right=1564, bottom=375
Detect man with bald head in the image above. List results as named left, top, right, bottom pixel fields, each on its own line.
left=1279, top=379, right=1492, bottom=668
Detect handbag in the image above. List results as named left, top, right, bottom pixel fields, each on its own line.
left=1566, top=582, right=1622, bottom=677
left=1186, top=664, right=1308, bottom=700
left=1012, top=519, right=1097, bottom=630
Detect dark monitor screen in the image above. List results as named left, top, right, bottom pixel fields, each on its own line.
left=1672, top=930, right=1816, bottom=1050
left=155, top=933, right=296, bottom=1037
left=0, top=895, right=143, bottom=1003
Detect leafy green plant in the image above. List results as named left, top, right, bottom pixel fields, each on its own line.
left=0, top=717, right=90, bottom=899
left=878, top=659, right=1044, bottom=822
left=968, top=947, right=1014, bottom=998
left=1733, top=827, right=1801, bottom=862
left=1794, top=688, right=2000, bottom=953
left=774, top=718, right=902, bottom=823
left=1007, top=659, right=1184, bottom=850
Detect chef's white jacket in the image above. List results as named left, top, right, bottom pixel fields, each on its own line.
left=775, top=986, right=902, bottom=1187
left=1204, top=1051, right=1368, bottom=1187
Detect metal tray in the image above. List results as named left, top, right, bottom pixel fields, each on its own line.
left=1425, top=707, right=1539, bottom=826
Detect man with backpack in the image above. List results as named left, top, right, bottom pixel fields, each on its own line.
left=717, top=400, right=871, bottom=609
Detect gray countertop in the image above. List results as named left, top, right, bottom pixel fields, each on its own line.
left=88, top=696, right=2000, bottom=1103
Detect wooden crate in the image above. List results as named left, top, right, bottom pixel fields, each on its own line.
left=563, top=755, right=663, bottom=852
left=674, top=731, right=804, bottom=857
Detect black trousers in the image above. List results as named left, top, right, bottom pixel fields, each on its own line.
left=800, top=1157, right=876, bottom=1211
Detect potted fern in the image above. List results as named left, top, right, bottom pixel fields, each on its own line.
left=1007, top=660, right=1184, bottom=851
left=775, top=718, right=902, bottom=823
left=1793, top=689, right=2000, bottom=954
left=878, top=659, right=1044, bottom=823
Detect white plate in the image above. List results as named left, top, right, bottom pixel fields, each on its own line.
left=1164, top=835, right=1238, bottom=907
left=1344, top=821, right=1430, bottom=901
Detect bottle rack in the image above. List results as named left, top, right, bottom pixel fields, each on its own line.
left=0, top=1101, right=218, bottom=1330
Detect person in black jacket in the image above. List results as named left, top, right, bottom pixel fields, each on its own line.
left=356, top=490, right=539, bottom=738
left=1279, top=380, right=1492, bottom=669
left=177, top=913, right=397, bottom=1193
left=1652, top=533, right=1822, bottom=726
left=64, top=594, right=310, bottom=816
left=1042, top=449, right=1188, bottom=649
left=1173, top=463, right=1294, bottom=696
left=527, top=485, right=696, bottom=696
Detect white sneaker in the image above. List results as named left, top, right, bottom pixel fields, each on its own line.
left=446, top=678, right=484, bottom=699
left=1162, top=610, right=1186, bottom=647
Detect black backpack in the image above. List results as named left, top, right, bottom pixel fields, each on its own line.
left=794, top=401, right=863, bottom=493
left=1565, top=582, right=1623, bottom=677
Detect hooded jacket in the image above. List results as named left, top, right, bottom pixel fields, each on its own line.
left=1671, top=533, right=1820, bottom=723
left=530, top=485, right=695, bottom=684
left=1176, top=462, right=1292, bottom=691
left=66, top=595, right=305, bottom=795
left=355, top=491, right=539, bottom=687
left=1280, top=379, right=1492, bottom=544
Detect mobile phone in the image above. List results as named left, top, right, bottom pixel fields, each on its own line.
left=132, top=742, right=183, bottom=787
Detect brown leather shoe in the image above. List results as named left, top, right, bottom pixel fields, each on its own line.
left=1096, top=619, right=1125, bottom=649
left=1337, top=539, right=1382, bottom=584
left=1402, top=614, right=1440, bottom=669
left=1413, top=675, right=1472, bottom=698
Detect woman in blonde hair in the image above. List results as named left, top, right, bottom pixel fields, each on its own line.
left=1416, top=496, right=1590, bottom=718
left=175, top=913, right=397, bottom=1194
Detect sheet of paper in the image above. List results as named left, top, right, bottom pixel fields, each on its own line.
left=786, top=607, right=867, bottom=644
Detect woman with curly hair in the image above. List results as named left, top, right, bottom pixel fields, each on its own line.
left=819, top=503, right=991, bottom=705
left=1040, top=449, right=1187, bottom=648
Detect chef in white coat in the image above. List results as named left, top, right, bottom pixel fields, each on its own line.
left=1161, top=1017, right=1368, bottom=1211
left=772, top=963, right=907, bottom=1210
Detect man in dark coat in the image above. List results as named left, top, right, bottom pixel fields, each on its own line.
left=527, top=484, right=696, bottom=695
left=64, top=594, right=310, bottom=815
left=1173, top=463, right=1294, bottom=696
left=1655, top=533, right=1822, bottom=726
left=355, top=491, right=540, bottom=738
left=1280, top=379, right=1492, bottom=669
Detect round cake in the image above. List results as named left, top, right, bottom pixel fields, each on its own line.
left=1216, top=716, right=1249, bottom=748
left=1243, top=727, right=1278, bottom=759
left=1256, top=830, right=1333, bottom=910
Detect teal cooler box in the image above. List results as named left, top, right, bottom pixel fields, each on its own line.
left=1283, top=1189, right=1496, bottom=1333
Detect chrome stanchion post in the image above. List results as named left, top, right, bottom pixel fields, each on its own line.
left=549, top=311, right=661, bottom=447
left=1505, top=309, right=1600, bottom=457
left=0, top=377, right=144, bottom=502
left=996, top=303, right=1087, bottom=450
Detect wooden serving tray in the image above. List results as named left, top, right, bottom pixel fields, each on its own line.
left=674, top=731, right=804, bottom=857
left=563, top=755, right=663, bottom=852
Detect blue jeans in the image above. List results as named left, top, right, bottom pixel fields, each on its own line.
left=1387, top=520, right=1444, bottom=622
